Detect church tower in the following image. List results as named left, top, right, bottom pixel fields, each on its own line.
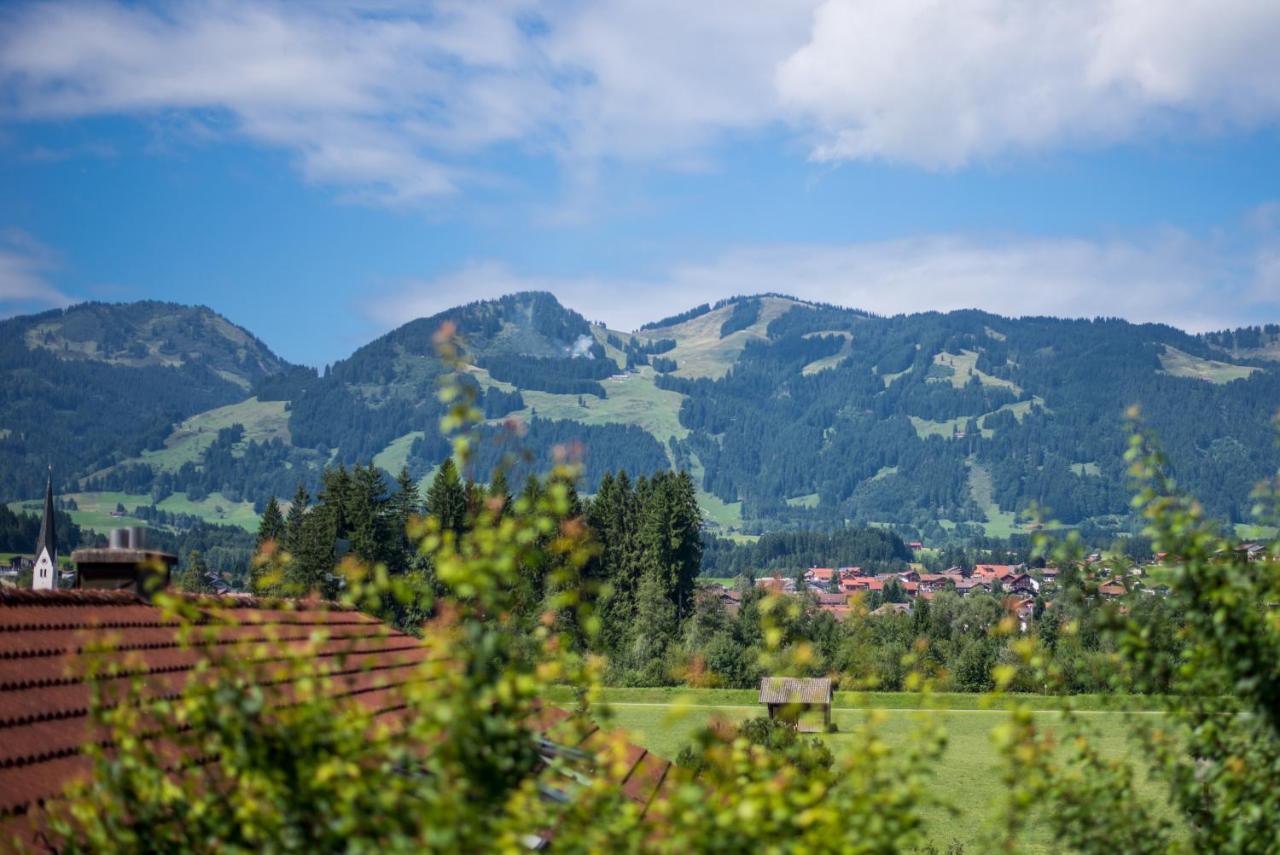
left=32, top=468, right=57, bottom=590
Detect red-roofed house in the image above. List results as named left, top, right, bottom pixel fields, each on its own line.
left=805, top=567, right=837, bottom=584
left=974, top=564, right=1024, bottom=582
left=1007, top=573, right=1039, bottom=595
left=917, top=574, right=953, bottom=594
left=841, top=577, right=883, bottom=594
left=1098, top=579, right=1128, bottom=599
left=755, top=576, right=794, bottom=594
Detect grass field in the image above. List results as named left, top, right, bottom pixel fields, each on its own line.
left=967, top=462, right=1021, bottom=538
left=930, top=349, right=1022, bottom=393
left=650, top=296, right=806, bottom=380
left=800, top=331, right=853, bottom=375
left=372, top=430, right=424, bottom=476
left=9, top=490, right=261, bottom=533
left=547, top=687, right=1176, bottom=852
left=1159, top=345, right=1257, bottom=384
left=516, top=368, right=690, bottom=444
left=135, top=397, right=290, bottom=472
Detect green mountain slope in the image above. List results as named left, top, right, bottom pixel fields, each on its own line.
left=0, top=301, right=292, bottom=502
left=3, top=294, right=1277, bottom=544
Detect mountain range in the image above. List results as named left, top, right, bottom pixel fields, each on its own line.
left=3, top=293, right=1278, bottom=543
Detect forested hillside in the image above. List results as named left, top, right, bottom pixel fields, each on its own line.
left=0, top=301, right=290, bottom=501
left=1, top=292, right=1277, bottom=545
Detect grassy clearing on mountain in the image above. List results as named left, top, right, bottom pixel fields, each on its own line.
left=542, top=688, right=1173, bottom=853
left=372, top=430, right=424, bottom=475
left=648, top=296, right=805, bottom=379
left=1158, top=345, right=1257, bottom=384
left=910, top=414, right=969, bottom=439
left=468, top=362, right=688, bottom=445
left=930, top=349, right=1022, bottom=393
left=135, top=398, right=290, bottom=472
left=800, top=330, right=852, bottom=375
left=967, top=463, right=1023, bottom=538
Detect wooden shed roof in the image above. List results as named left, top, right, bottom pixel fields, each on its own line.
left=758, top=676, right=833, bottom=705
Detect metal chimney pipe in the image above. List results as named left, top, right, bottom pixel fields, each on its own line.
left=109, top=528, right=129, bottom=549
left=129, top=527, right=147, bottom=550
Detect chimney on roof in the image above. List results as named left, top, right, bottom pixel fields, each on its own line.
left=71, top=527, right=177, bottom=601
left=32, top=467, right=57, bottom=591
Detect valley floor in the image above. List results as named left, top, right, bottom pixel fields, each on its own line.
left=547, top=687, right=1177, bottom=852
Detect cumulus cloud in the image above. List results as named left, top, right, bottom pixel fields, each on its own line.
left=0, top=231, right=72, bottom=313
left=365, top=218, right=1280, bottom=335
left=0, top=1, right=556, bottom=204
left=778, top=0, right=1280, bottom=166
left=5, top=0, right=1279, bottom=202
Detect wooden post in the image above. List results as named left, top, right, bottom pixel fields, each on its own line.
left=824, top=702, right=831, bottom=731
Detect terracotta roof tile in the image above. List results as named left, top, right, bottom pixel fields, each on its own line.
left=0, top=588, right=671, bottom=844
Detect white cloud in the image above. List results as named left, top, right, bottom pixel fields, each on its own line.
left=3, top=0, right=1280, bottom=198
left=365, top=221, right=1280, bottom=334
left=0, top=231, right=72, bottom=312
left=0, top=0, right=557, bottom=204
left=778, top=0, right=1280, bottom=166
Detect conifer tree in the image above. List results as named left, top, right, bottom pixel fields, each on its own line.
left=290, top=505, right=336, bottom=598
left=637, top=471, right=703, bottom=620
left=256, top=496, right=285, bottom=551
left=626, top=569, right=678, bottom=685
left=319, top=466, right=352, bottom=536
left=487, top=469, right=511, bottom=515
left=284, top=484, right=309, bottom=555
left=344, top=465, right=388, bottom=564
left=426, top=459, right=467, bottom=534
left=388, top=467, right=422, bottom=570
left=177, top=550, right=213, bottom=594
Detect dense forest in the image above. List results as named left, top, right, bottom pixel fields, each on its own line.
left=661, top=305, right=1280, bottom=532
left=0, top=504, right=83, bottom=554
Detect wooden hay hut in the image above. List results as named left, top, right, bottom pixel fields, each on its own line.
left=759, top=676, right=833, bottom=732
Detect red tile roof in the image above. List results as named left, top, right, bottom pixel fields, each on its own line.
left=974, top=564, right=1017, bottom=580
left=0, top=589, right=670, bottom=846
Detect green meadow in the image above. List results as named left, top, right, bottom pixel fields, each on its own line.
left=548, top=688, right=1176, bottom=853
left=9, top=490, right=261, bottom=534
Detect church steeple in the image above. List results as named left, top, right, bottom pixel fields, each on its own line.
left=32, top=467, right=57, bottom=590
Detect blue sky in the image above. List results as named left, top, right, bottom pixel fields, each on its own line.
left=2, top=1, right=1279, bottom=366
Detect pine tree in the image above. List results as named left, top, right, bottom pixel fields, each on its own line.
left=625, top=569, right=678, bottom=685
left=319, top=466, right=353, bottom=536
left=586, top=471, right=637, bottom=655
left=636, top=471, right=703, bottom=621
left=290, top=505, right=336, bottom=598
left=285, top=484, right=309, bottom=555
left=345, top=464, right=388, bottom=564
left=388, top=467, right=422, bottom=570
left=256, top=496, right=285, bottom=551
left=426, top=459, right=468, bottom=534
left=487, top=470, right=511, bottom=516
left=177, top=550, right=213, bottom=594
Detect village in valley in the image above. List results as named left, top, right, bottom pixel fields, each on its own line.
left=708, top=554, right=1149, bottom=629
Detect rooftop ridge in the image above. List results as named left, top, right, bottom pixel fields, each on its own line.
left=0, top=589, right=359, bottom=611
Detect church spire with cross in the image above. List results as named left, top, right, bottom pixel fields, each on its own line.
left=32, top=467, right=57, bottom=590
